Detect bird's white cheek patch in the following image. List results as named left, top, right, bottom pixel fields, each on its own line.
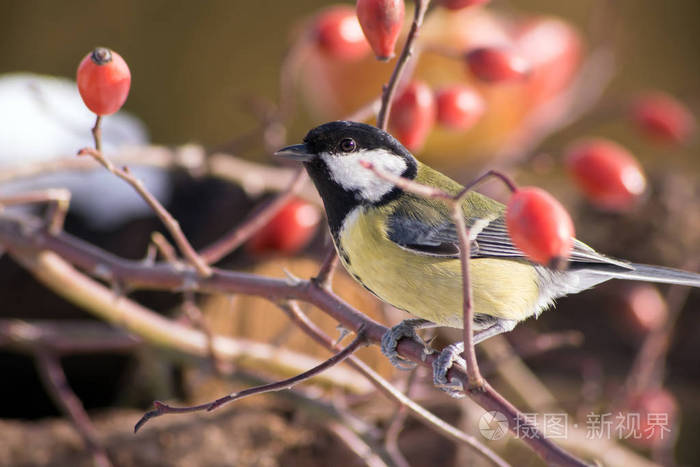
left=321, top=149, right=407, bottom=202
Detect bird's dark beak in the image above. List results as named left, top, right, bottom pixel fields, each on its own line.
left=275, top=144, right=314, bottom=162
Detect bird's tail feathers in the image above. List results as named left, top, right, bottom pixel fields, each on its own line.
left=586, top=263, right=700, bottom=288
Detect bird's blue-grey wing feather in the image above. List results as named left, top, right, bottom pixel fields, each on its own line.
left=386, top=210, right=633, bottom=271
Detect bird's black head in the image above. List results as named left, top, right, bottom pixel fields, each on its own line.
left=276, top=121, right=418, bottom=235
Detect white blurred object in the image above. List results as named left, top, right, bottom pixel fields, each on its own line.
left=0, top=73, right=171, bottom=229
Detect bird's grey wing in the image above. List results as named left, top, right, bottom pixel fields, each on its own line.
left=387, top=211, right=634, bottom=271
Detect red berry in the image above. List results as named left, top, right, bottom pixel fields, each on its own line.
left=625, top=389, right=678, bottom=448
left=620, top=284, right=668, bottom=333
left=315, top=6, right=370, bottom=61
left=435, top=85, right=485, bottom=130
left=356, top=0, right=405, bottom=61
left=506, top=187, right=574, bottom=269
left=76, top=47, right=131, bottom=116
left=465, top=47, right=530, bottom=83
left=630, top=92, right=696, bottom=144
left=565, top=139, right=646, bottom=211
left=388, top=81, right=436, bottom=151
left=247, top=199, right=321, bottom=255
left=440, top=0, right=490, bottom=10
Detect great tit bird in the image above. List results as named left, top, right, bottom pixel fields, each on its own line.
left=276, top=120, right=700, bottom=392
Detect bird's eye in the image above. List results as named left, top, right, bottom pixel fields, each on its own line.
left=339, top=138, right=357, bottom=153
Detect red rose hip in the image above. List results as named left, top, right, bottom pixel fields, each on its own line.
left=315, top=6, right=370, bottom=61
left=435, top=85, right=485, bottom=130
left=565, top=138, right=646, bottom=211
left=440, top=0, right=490, bottom=10
left=356, top=0, right=405, bottom=61
left=465, top=47, right=530, bottom=83
left=388, top=81, right=436, bottom=151
left=630, top=92, right=696, bottom=144
left=506, top=187, right=575, bottom=269
left=77, top=47, right=131, bottom=115
left=247, top=199, right=321, bottom=255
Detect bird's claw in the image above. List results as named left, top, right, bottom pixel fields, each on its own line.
left=433, top=342, right=466, bottom=398
left=381, top=320, right=432, bottom=370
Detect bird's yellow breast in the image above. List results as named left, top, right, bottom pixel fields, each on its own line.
left=337, top=206, right=541, bottom=328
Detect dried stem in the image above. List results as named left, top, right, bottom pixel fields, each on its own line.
left=150, top=231, right=179, bottom=265
left=376, top=0, right=431, bottom=130
left=313, top=244, right=340, bottom=291
left=35, top=350, right=112, bottom=467
left=0, top=188, right=71, bottom=234
left=199, top=168, right=307, bottom=264
left=134, top=327, right=367, bottom=432
left=277, top=301, right=509, bottom=467
left=77, top=147, right=212, bottom=277
left=1, top=212, right=586, bottom=465
left=92, top=115, right=103, bottom=153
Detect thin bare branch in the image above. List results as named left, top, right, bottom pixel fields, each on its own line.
left=313, top=244, right=340, bottom=291
left=199, top=168, right=307, bottom=264
left=35, top=350, right=112, bottom=467
left=277, top=301, right=510, bottom=467
left=0, top=188, right=71, bottom=234
left=376, top=0, right=432, bottom=130
left=77, top=147, right=212, bottom=277
left=0, top=215, right=585, bottom=465
left=134, top=328, right=367, bottom=432
left=91, top=115, right=103, bottom=153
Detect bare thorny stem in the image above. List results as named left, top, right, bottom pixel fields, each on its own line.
left=35, top=350, right=112, bottom=467
left=277, top=301, right=509, bottom=467
left=376, top=0, right=431, bottom=130
left=77, top=147, right=212, bottom=277
left=199, top=168, right=307, bottom=264
left=133, top=327, right=368, bottom=433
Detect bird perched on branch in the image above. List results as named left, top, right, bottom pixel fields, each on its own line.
left=277, top=120, right=700, bottom=394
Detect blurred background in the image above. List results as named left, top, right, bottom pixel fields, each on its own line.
left=1, top=1, right=699, bottom=466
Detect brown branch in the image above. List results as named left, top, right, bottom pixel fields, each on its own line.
left=376, top=0, right=431, bottom=130
left=77, top=147, right=212, bottom=277
left=134, top=327, right=367, bottom=432
left=0, top=215, right=585, bottom=465
left=625, top=279, right=694, bottom=395
left=199, top=168, right=307, bottom=264
left=35, top=350, right=112, bottom=467
left=91, top=115, right=103, bottom=153
left=277, top=301, right=509, bottom=467
left=313, top=244, right=340, bottom=291
left=150, top=231, right=179, bottom=265
left=0, top=319, right=139, bottom=355
left=0, top=188, right=71, bottom=234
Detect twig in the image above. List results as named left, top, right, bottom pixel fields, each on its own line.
left=313, top=244, right=340, bottom=291
left=376, top=0, right=431, bottom=130
left=180, top=293, right=227, bottom=375
left=326, top=421, right=390, bottom=467
left=134, top=328, right=367, bottom=432
left=150, top=231, right=179, bottom=265
left=0, top=215, right=586, bottom=465
left=35, top=350, right=112, bottom=467
left=77, top=147, right=212, bottom=277
left=625, top=280, right=694, bottom=395
left=0, top=188, right=71, bottom=234
left=91, top=115, right=103, bottom=152
left=277, top=301, right=509, bottom=467
left=383, top=368, right=419, bottom=467
left=199, top=168, right=307, bottom=264
left=0, top=319, right=139, bottom=355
